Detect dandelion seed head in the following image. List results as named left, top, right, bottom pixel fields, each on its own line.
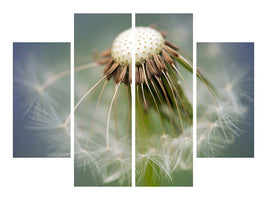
left=111, top=27, right=164, bottom=66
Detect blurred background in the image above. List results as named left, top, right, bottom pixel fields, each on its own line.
left=13, top=43, right=70, bottom=157
left=197, top=43, right=254, bottom=157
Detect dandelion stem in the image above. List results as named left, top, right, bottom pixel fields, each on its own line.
left=150, top=79, right=163, bottom=105
left=63, top=75, right=106, bottom=127
left=174, top=55, right=217, bottom=100
left=171, top=64, right=192, bottom=93
left=84, top=80, right=107, bottom=151
left=155, top=77, right=172, bottom=108
left=155, top=77, right=179, bottom=134
left=141, top=83, right=148, bottom=112
left=197, top=66, right=222, bottom=85
left=40, top=70, right=70, bottom=91
left=114, top=93, right=119, bottom=139
left=171, top=64, right=213, bottom=123
left=137, top=84, right=161, bottom=136
left=163, top=71, right=185, bottom=137
left=196, top=70, right=219, bottom=107
left=136, top=86, right=145, bottom=153
left=137, top=86, right=146, bottom=134
left=75, top=62, right=99, bottom=72
left=172, top=56, right=219, bottom=107
left=165, top=72, right=192, bottom=125
left=142, top=65, right=165, bottom=135
left=126, top=85, right=131, bottom=138
left=40, top=62, right=99, bottom=91
left=106, top=83, right=120, bottom=150
left=150, top=79, right=177, bottom=134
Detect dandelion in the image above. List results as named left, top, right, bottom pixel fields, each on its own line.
left=73, top=22, right=195, bottom=186
left=130, top=26, right=194, bottom=185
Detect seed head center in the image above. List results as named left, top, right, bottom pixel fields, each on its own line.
left=111, top=27, right=164, bottom=66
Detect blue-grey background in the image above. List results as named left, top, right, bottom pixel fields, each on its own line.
left=13, top=43, right=70, bottom=157
left=197, top=43, right=254, bottom=157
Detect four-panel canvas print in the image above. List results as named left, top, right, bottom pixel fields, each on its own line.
left=13, top=13, right=254, bottom=187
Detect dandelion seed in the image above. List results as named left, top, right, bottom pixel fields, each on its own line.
left=197, top=43, right=254, bottom=158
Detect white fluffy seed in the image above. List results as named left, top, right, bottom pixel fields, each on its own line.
left=111, top=27, right=164, bottom=66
